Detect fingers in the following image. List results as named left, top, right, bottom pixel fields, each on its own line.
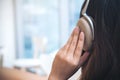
left=68, top=27, right=80, bottom=55
left=63, top=29, right=75, bottom=50
left=74, top=32, right=85, bottom=58
left=66, top=27, right=76, bottom=45
left=63, top=27, right=79, bottom=52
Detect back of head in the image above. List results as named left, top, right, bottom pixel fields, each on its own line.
left=80, top=0, right=120, bottom=80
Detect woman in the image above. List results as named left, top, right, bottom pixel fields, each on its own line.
left=48, top=0, right=120, bottom=80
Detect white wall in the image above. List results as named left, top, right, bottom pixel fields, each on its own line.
left=59, top=0, right=69, bottom=46
left=0, top=0, right=16, bottom=67
left=0, top=0, right=3, bottom=46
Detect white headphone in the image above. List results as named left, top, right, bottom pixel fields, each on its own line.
left=77, top=0, right=94, bottom=51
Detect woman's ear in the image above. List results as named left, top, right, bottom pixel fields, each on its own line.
left=79, top=52, right=90, bottom=67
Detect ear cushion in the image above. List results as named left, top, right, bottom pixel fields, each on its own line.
left=77, top=17, right=93, bottom=51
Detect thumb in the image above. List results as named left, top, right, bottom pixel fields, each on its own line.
left=79, top=52, right=90, bottom=67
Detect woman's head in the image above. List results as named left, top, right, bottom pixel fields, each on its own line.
left=80, top=0, right=120, bottom=80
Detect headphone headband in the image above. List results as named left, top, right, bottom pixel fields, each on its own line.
left=82, top=0, right=90, bottom=15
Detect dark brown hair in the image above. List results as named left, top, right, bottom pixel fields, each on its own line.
left=80, top=0, right=120, bottom=80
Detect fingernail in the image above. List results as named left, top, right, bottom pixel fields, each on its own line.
left=80, top=32, right=84, bottom=40
left=75, top=27, right=79, bottom=32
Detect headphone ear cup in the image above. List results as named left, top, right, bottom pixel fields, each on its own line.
left=77, top=17, right=93, bottom=51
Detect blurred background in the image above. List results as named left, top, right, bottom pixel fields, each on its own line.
left=0, top=0, right=84, bottom=79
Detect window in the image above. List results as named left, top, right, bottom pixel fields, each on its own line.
left=69, top=0, right=84, bottom=32
left=15, top=0, right=84, bottom=58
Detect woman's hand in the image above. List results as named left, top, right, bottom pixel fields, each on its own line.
left=48, top=27, right=90, bottom=80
